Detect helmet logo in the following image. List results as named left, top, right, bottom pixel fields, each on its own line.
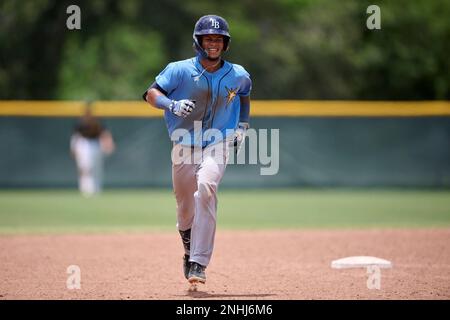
left=210, top=18, right=220, bottom=29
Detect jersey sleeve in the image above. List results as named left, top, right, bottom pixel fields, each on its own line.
left=155, top=62, right=180, bottom=95
left=238, top=70, right=252, bottom=97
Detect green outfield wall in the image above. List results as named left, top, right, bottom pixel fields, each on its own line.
left=1, top=114, right=449, bottom=188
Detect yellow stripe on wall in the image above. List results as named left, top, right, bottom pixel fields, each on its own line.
left=251, top=101, right=450, bottom=116
left=0, top=100, right=449, bottom=117
left=0, top=101, right=163, bottom=117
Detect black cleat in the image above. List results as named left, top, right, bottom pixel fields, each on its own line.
left=188, top=262, right=206, bottom=284
left=183, top=254, right=191, bottom=280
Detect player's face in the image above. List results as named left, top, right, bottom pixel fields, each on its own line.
left=201, top=35, right=224, bottom=60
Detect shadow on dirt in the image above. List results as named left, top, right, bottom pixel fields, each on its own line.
left=180, top=291, right=276, bottom=299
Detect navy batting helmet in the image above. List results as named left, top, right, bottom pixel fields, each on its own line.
left=193, top=15, right=231, bottom=58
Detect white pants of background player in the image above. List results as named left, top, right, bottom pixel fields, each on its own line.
left=71, top=134, right=103, bottom=196
left=172, top=138, right=232, bottom=267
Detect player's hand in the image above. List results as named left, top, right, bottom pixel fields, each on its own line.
left=233, top=122, right=249, bottom=154
left=170, top=99, right=196, bottom=118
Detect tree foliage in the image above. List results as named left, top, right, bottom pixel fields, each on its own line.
left=0, top=0, right=448, bottom=100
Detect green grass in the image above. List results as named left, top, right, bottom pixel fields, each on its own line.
left=0, top=189, right=449, bottom=234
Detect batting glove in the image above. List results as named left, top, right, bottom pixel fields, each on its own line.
left=234, top=122, right=249, bottom=154
left=169, top=99, right=196, bottom=118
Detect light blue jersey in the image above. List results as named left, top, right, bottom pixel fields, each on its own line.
left=154, top=56, right=252, bottom=147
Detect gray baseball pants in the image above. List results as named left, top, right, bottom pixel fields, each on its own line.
left=172, top=139, right=231, bottom=267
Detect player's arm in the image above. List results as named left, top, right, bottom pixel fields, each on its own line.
left=143, top=83, right=195, bottom=118
left=70, top=134, right=76, bottom=159
left=234, top=95, right=250, bottom=149
left=69, top=124, right=81, bottom=159
left=100, top=130, right=115, bottom=155
left=143, top=83, right=167, bottom=108
left=239, top=95, right=250, bottom=126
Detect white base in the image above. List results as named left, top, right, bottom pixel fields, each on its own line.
left=331, top=256, right=392, bottom=269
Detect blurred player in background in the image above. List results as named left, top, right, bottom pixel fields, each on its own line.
left=143, top=15, right=252, bottom=289
left=70, top=105, right=115, bottom=197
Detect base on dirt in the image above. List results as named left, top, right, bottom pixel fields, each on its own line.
left=331, top=256, right=393, bottom=269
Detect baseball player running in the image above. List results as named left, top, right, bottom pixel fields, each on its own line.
left=143, top=15, right=252, bottom=289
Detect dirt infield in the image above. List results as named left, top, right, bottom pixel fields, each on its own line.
left=0, top=229, right=449, bottom=300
